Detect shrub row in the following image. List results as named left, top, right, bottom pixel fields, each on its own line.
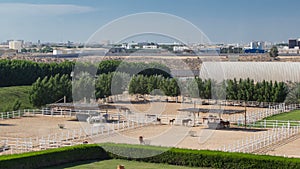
left=0, top=144, right=109, bottom=169
left=1, top=143, right=300, bottom=169
left=104, top=143, right=300, bottom=169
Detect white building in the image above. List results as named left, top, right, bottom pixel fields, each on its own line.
left=8, top=40, right=23, bottom=52
left=250, top=41, right=264, bottom=50
left=53, top=49, right=63, bottom=55
left=173, top=46, right=189, bottom=52
left=53, top=49, right=80, bottom=55
left=142, top=45, right=158, bottom=49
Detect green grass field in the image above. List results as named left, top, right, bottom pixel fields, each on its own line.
left=263, top=110, right=300, bottom=121
left=251, top=110, right=300, bottom=128
left=0, top=86, right=35, bottom=112
left=46, top=159, right=209, bottom=169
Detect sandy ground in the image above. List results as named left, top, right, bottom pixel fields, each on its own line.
left=0, top=102, right=298, bottom=157
left=0, top=116, right=82, bottom=138
left=267, top=137, right=300, bottom=158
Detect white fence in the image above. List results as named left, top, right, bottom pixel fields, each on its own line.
left=227, top=103, right=299, bottom=128
left=0, top=110, right=23, bottom=120
left=0, top=108, right=82, bottom=120
left=0, top=115, right=152, bottom=155
left=219, top=125, right=300, bottom=153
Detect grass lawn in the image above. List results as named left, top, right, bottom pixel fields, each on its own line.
left=251, top=110, right=300, bottom=128
left=0, top=86, right=35, bottom=112
left=263, top=110, right=300, bottom=121
left=45, top=159, right=210, bottom=169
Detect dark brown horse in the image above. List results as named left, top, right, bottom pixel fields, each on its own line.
left=169, top=119, right=175, bottom=125
left=220, top=120, right=230, bottom=128
left=156, top=117, right=161, bottom=124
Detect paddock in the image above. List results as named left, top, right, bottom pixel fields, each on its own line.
left=0, top=102, right=299, bottom=158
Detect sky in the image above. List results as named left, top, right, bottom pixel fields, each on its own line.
left=0, top=0, right=299, bottom=44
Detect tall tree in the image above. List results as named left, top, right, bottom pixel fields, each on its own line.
left=269, top=46, right=279, bottom=58
left=285, top=83, right=300, bottom=104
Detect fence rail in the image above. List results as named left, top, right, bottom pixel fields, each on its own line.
left=219, top=125, right=300, bottom=153
left=227, top=103, right=299, bottom=128
left=0, top=113, right=153, bottom=155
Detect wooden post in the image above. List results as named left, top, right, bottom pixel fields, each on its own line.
left=244, top=101, right=247, bottom=129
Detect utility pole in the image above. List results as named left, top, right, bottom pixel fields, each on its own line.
left=244, top=101, right=247, bottom=129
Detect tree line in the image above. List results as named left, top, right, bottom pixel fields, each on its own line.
left=0, top=59, right=171, bottom=87
left=187, top=77, right=288, bottom=103
left=29, top=71, right=289, bottom=107
left=30, top=74, right=72, bottom=107
left=30, top=72, right=179, bottom=106
left=0, top=60, right=74, bottom=87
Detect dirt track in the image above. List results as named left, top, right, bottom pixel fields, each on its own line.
left=0, top=103, right=298, bottom=157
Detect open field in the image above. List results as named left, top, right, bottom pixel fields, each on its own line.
left=45, top=159, right=209, bottom=169
left=0, top=102, right=299, bottom=158
left=0, top=86, right=35, bottom=112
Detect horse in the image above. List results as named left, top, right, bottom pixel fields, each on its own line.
left=220, top=120, right=230, bottom=128
left=139, top=136, right=144, bottom=144
left=169, top=119, right=175, bottom=125
left=182, top=119, right=192, bottom=126
left=156, top=117, right=161, bottom=124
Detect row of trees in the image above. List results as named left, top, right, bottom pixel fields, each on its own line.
left=0, top=59, right=171, bottom=87
left=29, top=71, right=289, bottom=107
left=225, top=78, right=287, bottom=103
left=29, top=74, right=72, bottom=107
left=96, top=60, right=171, bottom=78
left=72, top=73, right=179, bottom=101
left=0, top=60, right=74, bottom=87
left=187, top=77, right=287, bottom=103
left=128, top=75, right=180, bottom=97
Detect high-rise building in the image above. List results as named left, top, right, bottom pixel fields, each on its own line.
left=289, top=39, right=298, bottom=49
left=8, top=40, right=23, bottom=52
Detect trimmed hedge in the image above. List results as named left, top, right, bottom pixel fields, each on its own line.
left=103, top=143, right=300, bottom=169
left=0, top=144, right=109, bottom=169
left=1, top=143, right=300, bottom=169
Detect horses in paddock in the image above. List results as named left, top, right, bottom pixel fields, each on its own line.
left=156, top=117, right=161, bottom=124
left=169, top=119, right=175, bottom=125
left=182, top=119, right=192, bottom=126
left=220, top=120, right=230, bottom=128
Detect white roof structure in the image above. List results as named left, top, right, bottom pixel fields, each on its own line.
left=199, top=62, right=300, bottom=82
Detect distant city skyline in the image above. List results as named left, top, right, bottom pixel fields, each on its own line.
left=1, top=0, right=300, bottom=44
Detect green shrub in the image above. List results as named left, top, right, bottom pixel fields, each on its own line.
left=1, top=143, right=300, bottom=169
left=0, top=144, right=109, bottom=169
left=101, top=143, right=300, bottom=169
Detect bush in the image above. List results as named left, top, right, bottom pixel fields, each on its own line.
left=1, top=143, right=299, bottom=169
left=0, top=144, right=109, bottom=169
left=103, top=143, right=300, bottom=169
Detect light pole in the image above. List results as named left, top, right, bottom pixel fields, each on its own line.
left=244, top=101, right=247, bottom=129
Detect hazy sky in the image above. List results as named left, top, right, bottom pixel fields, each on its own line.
left=1, top=0, right=299, bottom=44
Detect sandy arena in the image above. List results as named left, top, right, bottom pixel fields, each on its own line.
left=0, top=102, right=299, bottom=157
